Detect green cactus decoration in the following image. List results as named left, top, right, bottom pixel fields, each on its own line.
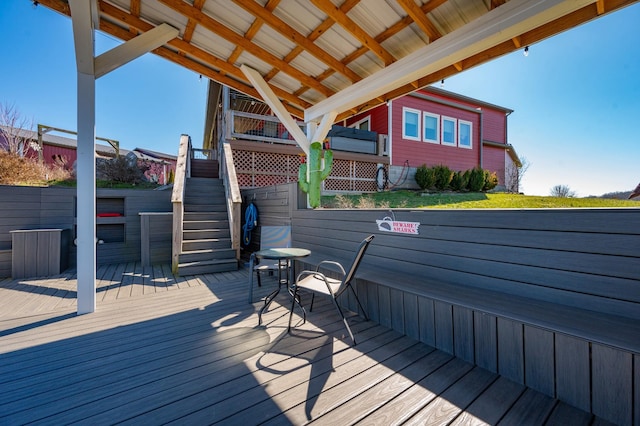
left=298, top=141, right=333, bottom=208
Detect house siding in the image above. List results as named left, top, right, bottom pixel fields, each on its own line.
left=390, top=95, right=481, bottom=172
left=484, top=145, right=507, bottom=185
left=345, top=104, right=389, bottom=136
left=42, top=145, right=77, bottom=169
left=482, top=108, right=508, bottom=144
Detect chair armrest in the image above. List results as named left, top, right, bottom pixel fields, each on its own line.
left=295, top=270, right=337, bottom=296
left=316, top=260, right=346, bottom=276
left=296, top=269, right=326, bottom=282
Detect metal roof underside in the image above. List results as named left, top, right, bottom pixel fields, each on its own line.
left=39, top=0, right=637, bottom=122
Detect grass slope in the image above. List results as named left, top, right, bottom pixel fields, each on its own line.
left=321, top=190, right=639, bottom=209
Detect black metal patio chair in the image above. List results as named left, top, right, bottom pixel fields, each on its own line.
left=288, top=234, right=375, bottom=345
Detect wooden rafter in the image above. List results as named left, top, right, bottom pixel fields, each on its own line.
left=396, top=0, right=442, bottom=41
left=292, top=0, right=446, bottom=98
left=128, top=0, right=140, bottom=35
left=491, top=0, right=508, bottom=9
left=182, top=0, right=206, bottom=44
left=310, top=0, right=397, bottom=66
left=37, top=0, right=640, bottom=125
left=98, top=1, right=310, bottom=111
left=158, top=0, right=336, bottom=98
left=225, top=0, right=280, bottom=72
left=102, top=20, right=306, bottom=117
left=232, top=0, right=361, bottom=83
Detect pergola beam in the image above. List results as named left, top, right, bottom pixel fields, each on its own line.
left=95, top=23, right=178, bottom=78
left=241, top=64, right=311, bottom=156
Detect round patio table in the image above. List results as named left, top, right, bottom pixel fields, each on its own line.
left=247, top=247, right=311, bottom=325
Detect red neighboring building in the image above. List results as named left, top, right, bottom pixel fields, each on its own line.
left=342, top=86, right=519, bottom=191
left=0, top=127, right=177, bottom=185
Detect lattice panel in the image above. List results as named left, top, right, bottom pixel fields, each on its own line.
left=355, top=161, right=378, bottom=176
left=237, top=174, right=253, bottom=187
left=325, top=178, right=351, bottom=191
left=234, top=150, right=253, bottom=173
left=232, top=148, right=380, bottom=192
left=330, top=159, right=351, bottom=177
left=254, top=152, right=285, bottom=172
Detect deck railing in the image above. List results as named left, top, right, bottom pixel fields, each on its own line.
left=171, top=135, right=191, bottom=273
left=191, top=147, right=216, bottom=160
left=225, top=110, right=304, bottom=145
left=220, top=140, right=242, bottom=258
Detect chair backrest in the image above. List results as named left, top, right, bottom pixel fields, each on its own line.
left=339, top=234, right=375, bottom=294
left=260, top=226, right=292, bottom=250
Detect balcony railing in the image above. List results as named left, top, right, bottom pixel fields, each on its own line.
left=225, top=110, right=304, bottom=146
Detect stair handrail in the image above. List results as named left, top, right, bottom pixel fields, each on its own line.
left=171, top=134, right=191, bottom=273
left=220, top=140, right=241, bottom=259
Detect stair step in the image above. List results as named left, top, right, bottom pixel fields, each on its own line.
left=179, top=248, right=237, bottom=263
left=182, top=238, right=232, bottom=251
left=184, top=185, right=224, bottom=194
left=186, top=177, right=222, bottom=184
left=183, top=220, right=228, bottom=230
left=178, top=258, right=237, bottom=275
left=183, top=212, right=228, bottom=221
left=184, top=204, right=227, bottom=212
left=190, top=159, right=219, bottom=179
left=183, top=229, right=230, bottom=240
left=184, top=195, right=226, bottom=205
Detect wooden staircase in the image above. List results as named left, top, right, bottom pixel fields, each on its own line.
left=177, top=176, right=238, bottom=275
left=190, top=158, right=219, bottom=178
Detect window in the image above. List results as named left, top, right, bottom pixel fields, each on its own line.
left=442, top=116, right=456, bottom=146
left=351, top=115, right=371, bottom=131
left=402, top=107, right=421, bottom=141
left=459, top=120, right=472, bottom=149
left=423, top=112, right=439, bottom=143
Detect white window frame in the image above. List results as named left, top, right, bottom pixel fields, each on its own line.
left=441, top=116, right=457, bottom=146
left=402, top=107, right=421, bottom=141
left=350, top=115, right=371, bottom=131
left=458, top=120, right=473, bottom=149
left=422, top=112, right=440, bottom=144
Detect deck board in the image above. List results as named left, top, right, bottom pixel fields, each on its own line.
left=0, top=263, right=605, bottom=425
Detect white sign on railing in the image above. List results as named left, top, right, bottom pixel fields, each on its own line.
left=376, top=213, right=420, bottom=235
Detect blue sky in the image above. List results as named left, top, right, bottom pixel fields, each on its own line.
left=1, top=2, right=639, bottom=196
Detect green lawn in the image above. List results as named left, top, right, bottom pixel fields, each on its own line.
left=321, top=190, right=639, bottom=209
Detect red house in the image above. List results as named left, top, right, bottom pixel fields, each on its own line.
left=341, top=86, right=520, bottom=191
left=216, top=85, right=520, bottom=193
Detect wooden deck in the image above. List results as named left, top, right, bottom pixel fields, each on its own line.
left=0, top=264, right=610, bottom=425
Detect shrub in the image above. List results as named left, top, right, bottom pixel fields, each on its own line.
left=96, top=154, right=150, bottom=184
left=0, top=151, right=71, bottom=185
left=449, top=171, right=468, bottom=191
left=483, top=170, right=499, bottom=191
left=467, top=167, right=485, bottom=192
left=433, top=164, right=453, bottom=191
left=414, top=164, right=435, bottom=190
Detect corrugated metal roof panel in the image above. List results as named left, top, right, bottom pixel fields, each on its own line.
left=38, top=0, right=632, bottom=121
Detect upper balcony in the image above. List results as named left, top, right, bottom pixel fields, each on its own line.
left=225, top=109, right=385, bottom=157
